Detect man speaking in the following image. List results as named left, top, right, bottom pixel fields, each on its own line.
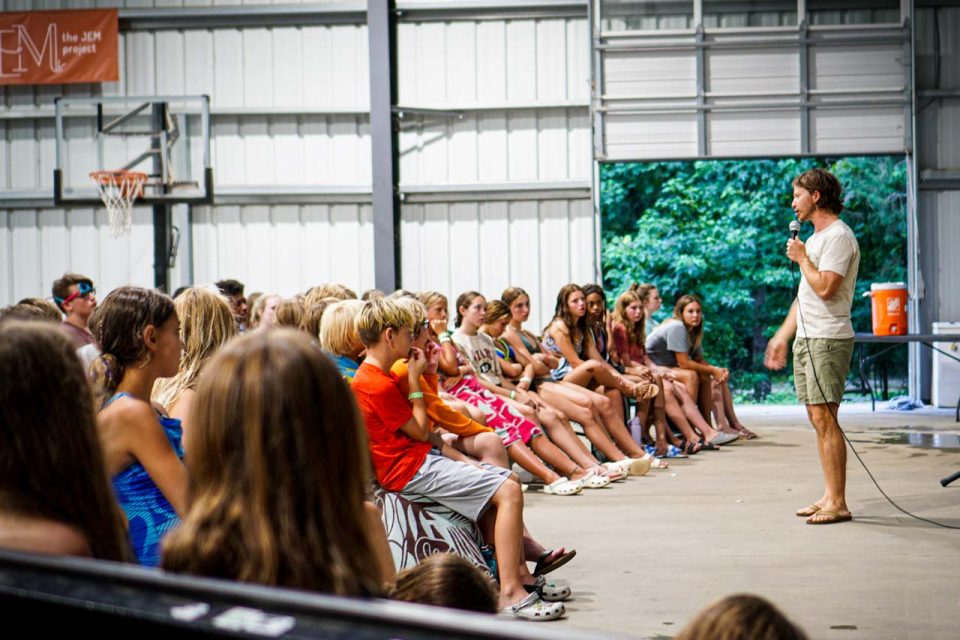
left=764, top=168, right=860, bottom=525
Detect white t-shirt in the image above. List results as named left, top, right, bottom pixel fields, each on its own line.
left=796, top=218, right=860, bottom=339
left=452, top=330, right=502, bottom=385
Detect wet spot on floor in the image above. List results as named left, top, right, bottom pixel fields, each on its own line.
left=876, top=432, right=960, bottom=449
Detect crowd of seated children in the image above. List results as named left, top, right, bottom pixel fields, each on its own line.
left=350, top=297, right=566, bottom=620
left=0, top=271, right=756, bottom=626
left=478, top=299, right=617, bottom=486
left=389, top=296, right=580, bottom=584
left=163, top=329, right=394, bottom=594
left=542, top=285, right=664, bottom=472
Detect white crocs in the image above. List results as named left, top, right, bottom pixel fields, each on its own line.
left=578, top=470, right=611, bottom=489
left=500, top=592, right=566, bottom=621
left=542, top=476, right=582, bottom=496
left=523, top=575, right=572, bottom=602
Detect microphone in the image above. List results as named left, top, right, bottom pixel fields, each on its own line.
left=789, top=220, right=801, bottom=240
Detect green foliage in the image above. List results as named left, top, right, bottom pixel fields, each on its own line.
left=600, top=156, right=907, bottom=402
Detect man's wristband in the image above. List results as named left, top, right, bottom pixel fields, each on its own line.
left=408, top=392, right=424, bottom=401
left=510, top=390, right=516, bottom=399
left=520, top=377, right=533, bottom=384
left=439, top=334, right=452, bottom=344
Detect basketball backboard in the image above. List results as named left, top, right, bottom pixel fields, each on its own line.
left=53, top=95, right=212, bottom=206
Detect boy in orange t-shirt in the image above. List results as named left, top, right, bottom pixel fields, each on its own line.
left=351, top=297, right=564, bottom=620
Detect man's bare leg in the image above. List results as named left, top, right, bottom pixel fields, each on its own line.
left=805, top=403, right=850, bottom=522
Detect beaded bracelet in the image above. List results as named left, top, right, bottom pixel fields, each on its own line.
left=408, top=392, right=424, bottom=400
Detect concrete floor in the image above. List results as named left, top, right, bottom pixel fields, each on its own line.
left=521, top=403, right=960, bottom=640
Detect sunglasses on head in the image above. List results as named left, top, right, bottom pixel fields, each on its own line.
left=55, top=281, right=95, bottom=305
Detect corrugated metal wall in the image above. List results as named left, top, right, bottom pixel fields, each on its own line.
left=596, top=8, right=910, bottom=160
left=916, top=5, right=960, bottom=399
left=400, top=198, right=594, bottom=330
left=0, top=4, right=593, bottom=332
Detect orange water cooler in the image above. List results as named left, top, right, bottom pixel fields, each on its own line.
left=864, top=282, right=908, bottom=335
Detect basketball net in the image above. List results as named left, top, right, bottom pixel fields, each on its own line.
left=90, top=171, right=148, bottom=237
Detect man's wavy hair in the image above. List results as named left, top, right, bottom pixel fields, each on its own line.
left=793, top=168, right=844, bottom=214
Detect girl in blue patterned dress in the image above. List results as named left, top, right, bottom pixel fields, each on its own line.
left=92, top=287, right=187, bottom=567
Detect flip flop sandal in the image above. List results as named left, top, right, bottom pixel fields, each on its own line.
left=665, top=444, right=688, bottom=458
left=796, top=504, right=822, bottom=517
left=806, top=511, right=853, bottom=525
left=678, top=440, right=699, bottom=455
left=708, top=432, right=739, bottom=446
left=499, top=592, right=565, bottom=621
left=578, top=470, right=612, bottom=489
left=533, top=549, right=577, bottom=577
left=542, top=477, right=582, bottom=496
left=524, top=575, right=572, bottom=602
left=698, top=439, right=720, bottom=451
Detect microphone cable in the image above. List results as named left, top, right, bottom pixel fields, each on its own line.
left=789, top=248, right=960, bottom=530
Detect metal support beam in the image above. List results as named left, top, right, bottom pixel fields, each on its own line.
left=151, top=104, right=171, bottom=292
left=152, top=205, right=172, bottom=292
left=695, top=25, right=707, bottom=156
left=799, top=20, right=810, bottom=154
left=368, top=0, right=401, bottom=292
left=590, top=0, right=606, bottom=160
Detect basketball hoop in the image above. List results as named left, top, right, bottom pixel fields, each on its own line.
left=90, top=170, right=148, bottom=237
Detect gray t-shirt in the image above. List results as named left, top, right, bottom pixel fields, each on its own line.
left=796, top=218, right=860, bottom=339
left=645, top=321, right=700, bottom=367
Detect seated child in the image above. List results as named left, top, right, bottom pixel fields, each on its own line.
left=351, top=297, right=565, bottom=621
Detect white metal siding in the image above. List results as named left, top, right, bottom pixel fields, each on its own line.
left=596, top=24, right=909, bottom=159
left=397, top=17, right=590, bottom=187
left=400, top=198, right=594, bottom=332
left=190, top=204, right=375, bottom=297
left=0, top=207, right=153, bottom=304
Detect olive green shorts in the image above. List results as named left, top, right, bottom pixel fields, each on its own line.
left=793, top=337, right=854, bottom=406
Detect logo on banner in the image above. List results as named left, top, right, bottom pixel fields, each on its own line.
left=0, top=10, right=118, bottom=85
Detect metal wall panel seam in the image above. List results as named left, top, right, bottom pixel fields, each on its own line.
left=117, top=1, right=588, bottom=30
left=695, top=24, right=706, bottom=156
left=799, top=19, right=809, bottom=153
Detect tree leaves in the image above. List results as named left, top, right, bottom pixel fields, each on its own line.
left=601, top=156, right=908, bottom=399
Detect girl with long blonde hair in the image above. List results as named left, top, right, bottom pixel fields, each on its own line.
left=162, top=329, right=393, bottom=594
left=153, top=287, right=237, bottom=430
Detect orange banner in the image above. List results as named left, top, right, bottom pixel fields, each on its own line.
left=0, top=9, right=118, bottom=85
